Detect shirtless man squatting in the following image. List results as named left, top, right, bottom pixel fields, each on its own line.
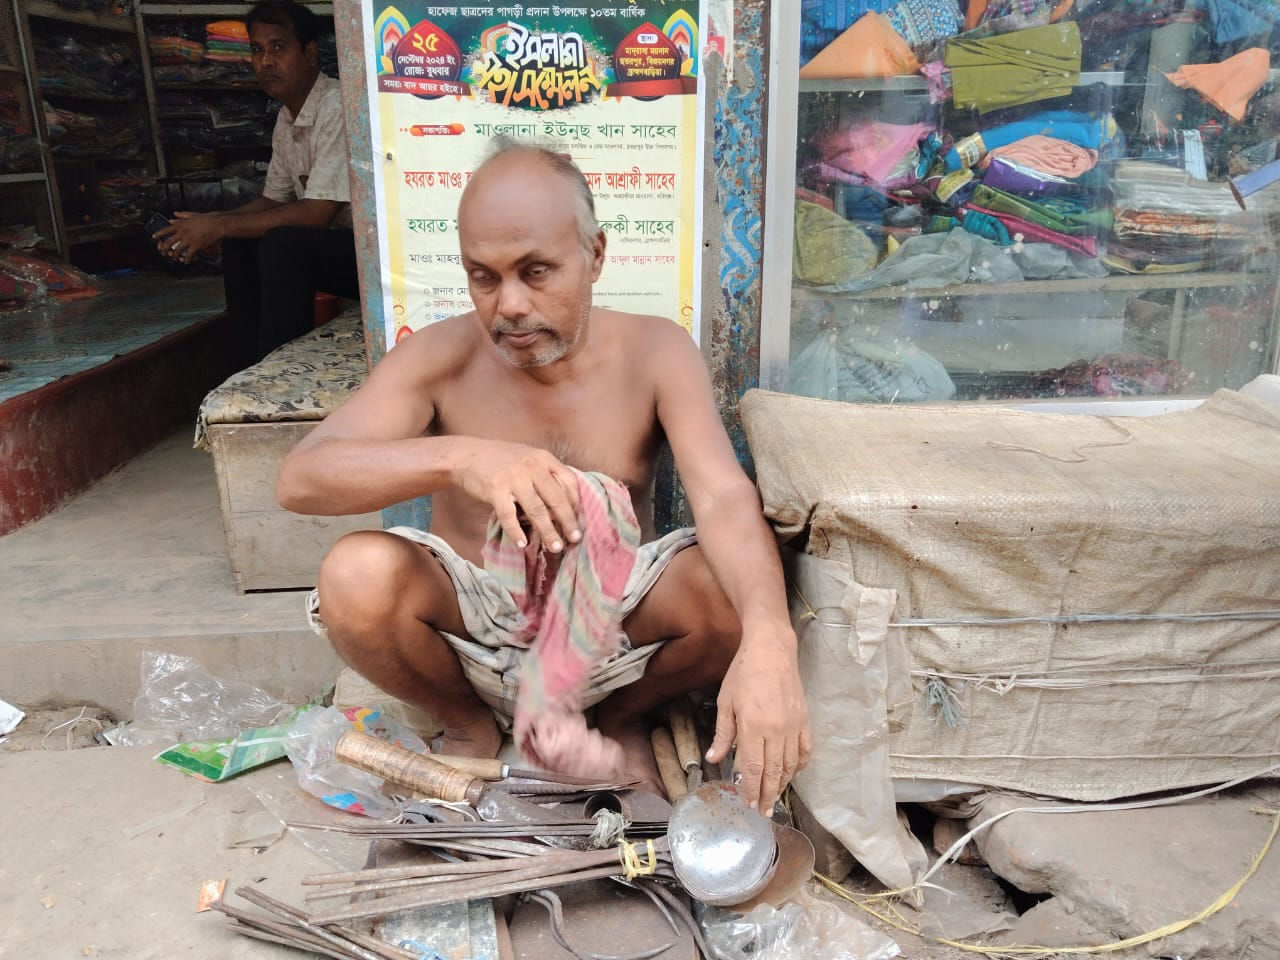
left=276, top=136, right=811, bottom=814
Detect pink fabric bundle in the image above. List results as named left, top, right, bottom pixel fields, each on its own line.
left=482, top=470, right=640, bottom=778
left=818, top=121, right=933, bottom=185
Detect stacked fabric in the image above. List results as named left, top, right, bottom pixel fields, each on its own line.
left=795, top=0, right=1279, bottom=292
left=148, top=34, right=205, bottom=64
left=1022, top=352, right=1190, bottom=396
left=798, top=0, right=971, bottom=79
left=0, top=89, right=40, bottom=174
left=156, top=92, right=273, bottom=152
left=1105, top=160, right=1276, bottom=273
left=0, top=251, right=99, bottom=306
left=801, top=105, right=1119, bottom=286
left=152, top=61, right=246, bottom=85
left=33, top=35, right=144, bottom=99
left=42, top=101, right=144, bottom=160
left=97, top=176, right=147, bottom=226
left=204, top=20, right=251, bottom=66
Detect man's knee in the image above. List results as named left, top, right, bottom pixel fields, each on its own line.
left=317, top=531, right=412, bottom=622
left=318, top=530, right=466, bottom=640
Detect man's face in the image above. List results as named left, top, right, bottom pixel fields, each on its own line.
left=459, top=159, right=605, bottom=369
left=249, top=21, right=317, bottom=108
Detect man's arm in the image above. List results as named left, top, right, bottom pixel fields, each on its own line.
left=276, top=327, right=582, bottom=548
left=652, top=320, right=812, bottom=814
left=154, top=196, right=343, bottom=261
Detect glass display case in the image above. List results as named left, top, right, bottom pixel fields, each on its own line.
left=761, top=2, right=1280, bottom=404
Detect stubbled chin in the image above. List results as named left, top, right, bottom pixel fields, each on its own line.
left=500, top=349, right=549, bottom=368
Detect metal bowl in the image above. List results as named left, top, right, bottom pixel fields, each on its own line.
left=667, top=780, right=779, bottom=906
left=720, top=821, right=816, bottom=912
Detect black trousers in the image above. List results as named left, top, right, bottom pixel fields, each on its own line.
left=221, top=226, right=360, bottom=370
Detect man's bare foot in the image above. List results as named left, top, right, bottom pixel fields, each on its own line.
left=434, top=713, right=502, bottom=759
left=597, top=717, right=665, bottom=799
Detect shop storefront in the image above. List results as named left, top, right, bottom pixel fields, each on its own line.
left=334, top=0, right=1280, bottom=417
left=760, top=1, right=1280, bottom=406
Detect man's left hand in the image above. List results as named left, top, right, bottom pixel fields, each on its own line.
left=154, top=211, right=221, bottom=263
left=706, top=631, right=811, bottom=815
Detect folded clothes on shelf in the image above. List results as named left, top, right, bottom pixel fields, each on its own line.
left=883, top=0, right=963, bottom=47
left=964, top=0, right=1073, bottom=34
left=979, top=133, right=1098, bottom=178
left=816, top=120, right=935, bottom=184
left=1163, top=46, right=1270, bottom=123
left=945, top=110, right=1120, bottom=171
left=945, top=20, right=1081, bottom=113
left=799, top=11, right=921, bottom=78
left=793, top=198, right=880, bottom=285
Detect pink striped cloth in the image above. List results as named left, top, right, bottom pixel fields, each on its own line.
left=482, top=469, right=641, bottom=776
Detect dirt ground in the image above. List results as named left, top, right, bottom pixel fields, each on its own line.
left=0, top=704, right=115, bottom=752
left=0, top=707, right=1138, bottom=959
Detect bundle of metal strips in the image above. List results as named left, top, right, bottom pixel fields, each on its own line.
left=305, top=843, right=673, bottom=924
left=215, top=840, right=682, bottom=955
left=215, top=885, right=434, bottom=960
left=285, top=817, right=668, bottom=839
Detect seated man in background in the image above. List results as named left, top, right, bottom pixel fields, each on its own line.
left=276, top=138, right=811, bottom=814
left=155, top=0, right=357, bottom=369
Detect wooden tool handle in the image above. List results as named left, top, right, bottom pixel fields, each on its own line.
left=666, top=698, right=701, bottom=773
left=426, top=754, right=507, bottom=780
left=650, top=726, right=687, bottom=803
left=335, top=731, right=484, bottom=805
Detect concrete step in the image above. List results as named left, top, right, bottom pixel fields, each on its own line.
left=0, top=429, right=340, bottom=718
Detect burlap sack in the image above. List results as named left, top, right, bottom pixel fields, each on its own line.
left=742, top=388, right=1280, bottom=802
left=785, top=548, right=928, bottom=891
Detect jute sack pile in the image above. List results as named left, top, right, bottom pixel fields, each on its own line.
left=742, top=388, right=1280, bottom=803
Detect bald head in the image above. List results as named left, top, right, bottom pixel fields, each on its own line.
left=461, top=137, right=601, bottom=256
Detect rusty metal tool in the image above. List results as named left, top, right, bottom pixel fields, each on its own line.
left=422, top=753, right=621, bottom=786
left=332, top=731, right=671, bottom=856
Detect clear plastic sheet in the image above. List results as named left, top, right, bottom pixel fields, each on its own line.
left=282, top=704, right=427, bottom=820
left=110, top=649, right=294, bottom=746
left=699, top=886, right=900, bottom=960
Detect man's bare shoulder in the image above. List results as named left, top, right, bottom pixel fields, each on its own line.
left=597, top=308, right=698, bottom=355
left=377, top=312, right=485, bottom=378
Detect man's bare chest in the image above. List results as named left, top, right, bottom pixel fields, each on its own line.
left=433, top=389, right=661, bottom=490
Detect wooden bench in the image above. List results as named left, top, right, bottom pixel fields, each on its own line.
left=194, top=308, right=382, bottom=592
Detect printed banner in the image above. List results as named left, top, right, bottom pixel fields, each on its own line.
left=364, top=1, right=703, bottom=347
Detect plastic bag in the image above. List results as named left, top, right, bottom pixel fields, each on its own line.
left=111, top=650, right=294, bottom=746
left=699, top=885, right=900, bottom=960
left=283, top=704, right=427, bottom=819
left=789, top=329, right=956, bottom=403
left=0, top=251, right=98, bottom=301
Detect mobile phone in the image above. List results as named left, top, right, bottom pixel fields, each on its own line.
left=146, top=212, right=171, bottom=236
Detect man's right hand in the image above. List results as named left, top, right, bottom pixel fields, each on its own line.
left=453, top=440, right=582, bottom=552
